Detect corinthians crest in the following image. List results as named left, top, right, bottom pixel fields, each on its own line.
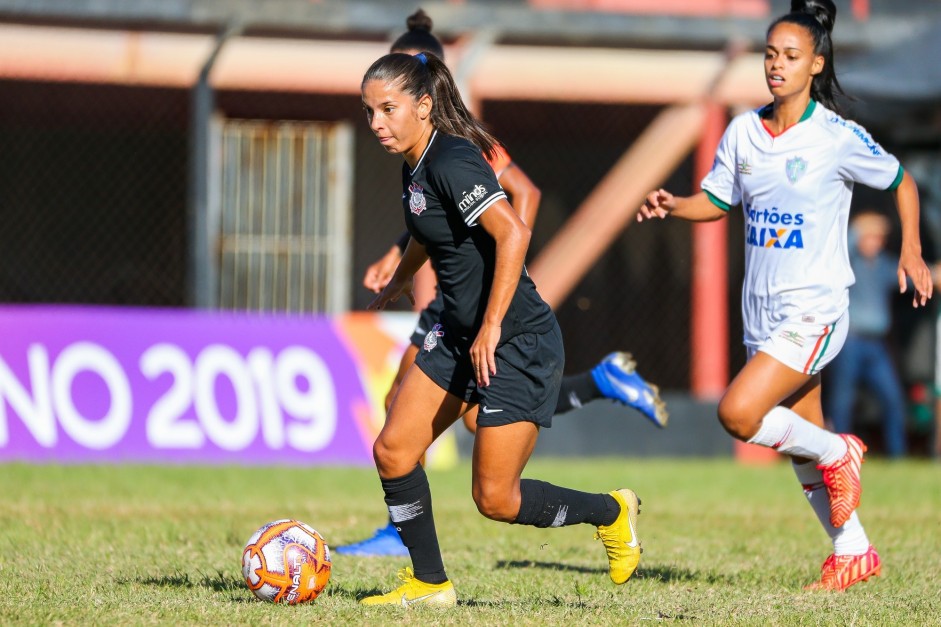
left=423, top=323, right=445, bottom=351
left=785, top=156, right=808, bottom=184
left=408, top=181, right=426, bottom=215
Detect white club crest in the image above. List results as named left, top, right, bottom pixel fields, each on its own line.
left=408, top=182, right=426, bottom=215
left=786, top=156, right=808, bottom=184
left=423, top=323, right=445, bottom=351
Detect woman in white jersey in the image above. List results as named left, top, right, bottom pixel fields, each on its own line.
left=638, top=0, right=932, bottom=592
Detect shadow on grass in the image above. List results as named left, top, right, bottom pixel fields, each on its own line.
left=131, top=570, right=263, bottom=602
left=131, top=571, right=383, bottom=603
left=459, top=596, right=593, bottom=609
left=321, top=582, right=387, bottom=601
left=634, top=565, right=734, bottom=585
left=495, top=559, right=606, bottom=575
left=131, top=570, right=244, bottom=592
left=495, top=560, right=733, bottom=585
left=130, top=565, right=732, bottom=607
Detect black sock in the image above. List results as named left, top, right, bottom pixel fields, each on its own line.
left=513, top=479, right=620, bottom=527
left=554, top=371, right=602, bottom=414
left=381, top=464, right=448, bottom=584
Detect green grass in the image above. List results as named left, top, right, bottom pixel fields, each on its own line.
left=0, top=458, right=939, bottom=625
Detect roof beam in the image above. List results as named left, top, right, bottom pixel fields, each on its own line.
left=0, top=24, right=771, bottom=106
left=0, top=0, right=926, bottom=51
left=527, top=103, right=707, bottom=307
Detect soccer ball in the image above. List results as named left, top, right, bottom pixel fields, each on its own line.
left=241, top=519, right=332, bottom=604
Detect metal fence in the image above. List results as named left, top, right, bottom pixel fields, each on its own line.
left=0, top=80, right=189, bottom=306
left=218, top=119, right=354, bottom=314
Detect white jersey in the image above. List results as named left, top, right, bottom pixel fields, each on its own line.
left=701, top=100, right=903, bottom=349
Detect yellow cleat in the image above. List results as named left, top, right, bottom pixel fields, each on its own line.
left=360, top=567, right=456, bottom=607
left=594, top=488, right=641, bottom=584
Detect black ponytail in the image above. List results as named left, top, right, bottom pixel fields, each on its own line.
left=362, top=52, right=500, bottom=160
left=769, top=0, right=847, bottom=114
left=390, top=9, right=446, bottom=60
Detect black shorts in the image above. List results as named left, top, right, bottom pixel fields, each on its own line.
left=410, top=290, right=445, bottom=348
left=414, top=319, right=564, bottom=428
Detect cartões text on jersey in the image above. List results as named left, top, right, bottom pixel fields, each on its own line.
left=745, top=202, right=804, bottom=249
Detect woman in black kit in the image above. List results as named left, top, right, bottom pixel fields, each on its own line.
left=358, top=52, right=642, bottom=607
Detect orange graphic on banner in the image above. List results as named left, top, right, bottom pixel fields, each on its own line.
left=333, top=312, right=459, bottom=470
left=333, top=313, right=404, bottom=446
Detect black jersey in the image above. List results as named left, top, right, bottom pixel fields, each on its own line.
left=402, top=130, right=555, bottom=343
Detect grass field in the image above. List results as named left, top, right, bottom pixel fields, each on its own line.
left=1, top=458, right=939, bottom=625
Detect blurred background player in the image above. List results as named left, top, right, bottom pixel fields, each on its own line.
left=337, top=9, right=665, bottom=557
left=638, top=0, right=932, bottom=592
left=825, top=210, right=908, bottom=458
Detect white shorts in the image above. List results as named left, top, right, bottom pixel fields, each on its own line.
left=746, top=312, right=848, bottom=375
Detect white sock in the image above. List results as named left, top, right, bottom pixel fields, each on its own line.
left=748, top=406, right=847, bottom=464
left=792, top=459, right=870, bottom=555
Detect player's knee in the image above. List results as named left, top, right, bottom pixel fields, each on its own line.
left=717, top=393, right=757, bottom=440
left=472, top=483, right=516, bottom=522
left=371, top=436, right=390, bottom=470
left=372, top=435, right=403, bottom=477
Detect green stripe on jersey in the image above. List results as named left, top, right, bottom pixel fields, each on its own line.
left=887, top=165, right=905, bottom=191
left=705, top=190, right=731, bottom=211
left=759, top=99, right=815, bottom=123
left=799, top=99, right=817, bottom=122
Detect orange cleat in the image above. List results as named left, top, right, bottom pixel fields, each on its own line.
left=804, top=545, right=881, bottom=592
left=819, top=434, right=866, bottom=528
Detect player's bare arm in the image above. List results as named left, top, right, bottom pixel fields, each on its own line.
left=638, top=190, right=727, bottom=222
left=498, top=163, right=541, bottom=228
left=471, top=198, right=531, bottom=387
left=893, top=171, right=933, bottom=307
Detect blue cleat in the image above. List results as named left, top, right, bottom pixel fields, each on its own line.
left=333, top=522, right=409, bottom=557
left=591, top=352, right=668, bottom=428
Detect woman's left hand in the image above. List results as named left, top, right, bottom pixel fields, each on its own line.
left=470, top=322, right=501, bottom=387
left=367, top=275, right=414, bottom=311
left=898, top=250, right=933, bottom=307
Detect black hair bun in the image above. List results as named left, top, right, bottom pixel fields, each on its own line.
left=791, top=0, right=836, bottom=33
left=406, top=9, right=434, bottom=33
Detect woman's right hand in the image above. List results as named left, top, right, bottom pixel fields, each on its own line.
left=638, top=188, right=675, bottom=222
left=363, top=246, right=403, bottom=293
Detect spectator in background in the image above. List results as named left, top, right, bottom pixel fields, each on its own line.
left=825, top=210, right=908, bottom=458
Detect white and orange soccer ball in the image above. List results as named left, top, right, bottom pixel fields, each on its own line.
left=241, top=519, right=332, bottom=604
